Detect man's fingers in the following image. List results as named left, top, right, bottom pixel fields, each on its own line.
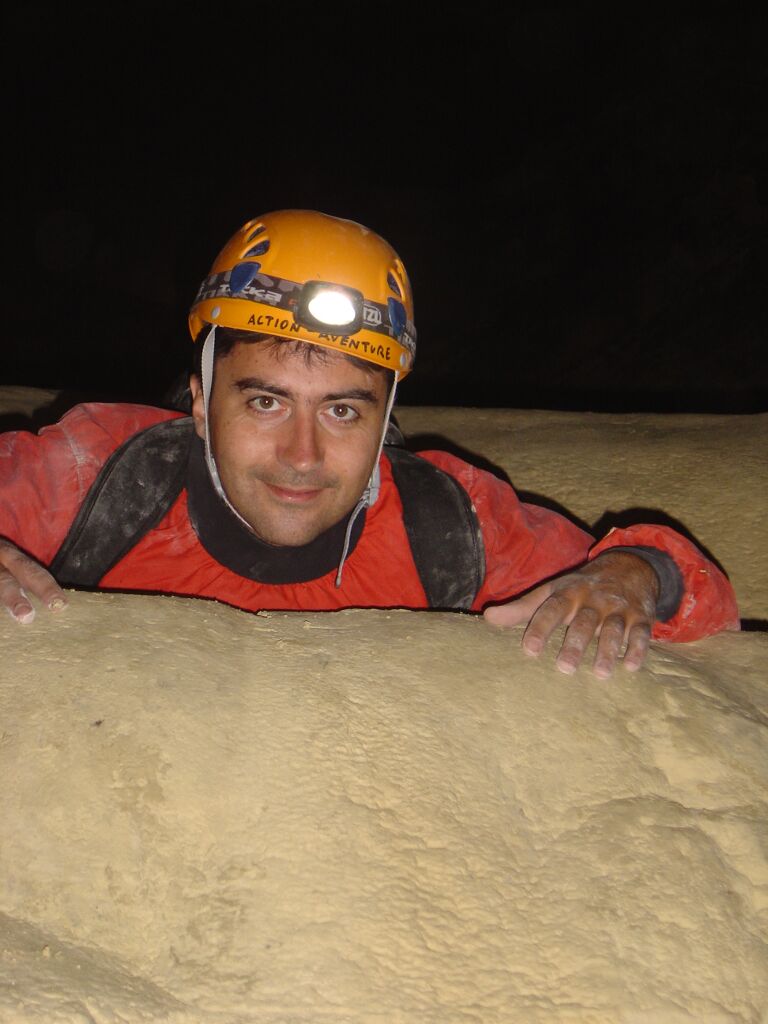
left=622, top=620, right=652, bottom=672
left=0, top=544, right=67, bottom=624
left=1, top=584, right=35, bottom=623
left=521, top=590, right=579, bottom=657
left=483, top=583, right=553, bottom=629
left=552, top=606, right=602, bottom=674
left=592, top=613, right=627, bottom=679
left=0, top=572, right=37, bottom=623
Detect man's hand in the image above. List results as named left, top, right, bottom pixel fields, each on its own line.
left=483, top=551, right=660, bottom=678
left=0, top=538, right=67, bottom=624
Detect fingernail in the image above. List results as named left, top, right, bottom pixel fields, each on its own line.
left=12, top=605, right=35, bottom=624
left=49, top=597, right=66, bottom=612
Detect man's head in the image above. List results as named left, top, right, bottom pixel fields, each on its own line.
left=188, top=211, right=415, bottom=546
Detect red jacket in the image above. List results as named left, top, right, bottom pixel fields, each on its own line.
left=0, top=403, right=739, bottom=641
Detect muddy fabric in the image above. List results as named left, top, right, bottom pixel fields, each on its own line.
left=0, top=401, right=740, bottom=635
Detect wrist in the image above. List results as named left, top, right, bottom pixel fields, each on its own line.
left=599, top=546, right=684, bottom=621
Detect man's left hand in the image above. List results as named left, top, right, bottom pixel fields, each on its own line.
left=483, top=551, right=660, bottom=678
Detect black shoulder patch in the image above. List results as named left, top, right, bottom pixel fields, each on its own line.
left=386, top=448, right=485, bottom=610
left=50, top=417, right=195, bottom=586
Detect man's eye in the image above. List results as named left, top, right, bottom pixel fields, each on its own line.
left=329, top=404, right=358, bottom=421
left=251, top=396, right=279, bottom=411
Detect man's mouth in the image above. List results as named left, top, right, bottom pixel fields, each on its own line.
left=265, top=483, right=325, bottom=504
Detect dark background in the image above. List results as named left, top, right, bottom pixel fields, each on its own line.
left=5, top=3, right=767, bottom=413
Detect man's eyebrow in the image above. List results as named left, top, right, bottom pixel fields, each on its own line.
left=233, top=378, right=379, bottom=404
left=234, top=377, right=290, bottom=397
left=322, top=387, right=379, bottom=404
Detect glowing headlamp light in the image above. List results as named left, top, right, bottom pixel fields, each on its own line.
left=295, top=281, right=365, bottom=334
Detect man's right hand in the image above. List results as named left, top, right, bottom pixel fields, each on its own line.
left=0, top=538, right=67, bottom=624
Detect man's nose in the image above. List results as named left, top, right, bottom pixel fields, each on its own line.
left=278, top=410, right=323, bottom=472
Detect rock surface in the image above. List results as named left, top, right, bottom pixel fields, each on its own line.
left=2, top=592, right=767, bottom=1023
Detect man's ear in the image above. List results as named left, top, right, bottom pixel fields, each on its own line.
left=189, top=374, right=206, bottom=440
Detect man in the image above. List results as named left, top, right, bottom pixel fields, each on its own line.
left=0, top=210, right=738, bottom=676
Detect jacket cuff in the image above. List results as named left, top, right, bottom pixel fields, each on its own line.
left=601, top=545, right=684, bottom=622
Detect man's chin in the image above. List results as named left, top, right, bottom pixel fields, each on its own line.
left=243, top=512, right=335, bottom=549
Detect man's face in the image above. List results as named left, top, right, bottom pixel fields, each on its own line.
left=190, top=341, right=389, bottom=546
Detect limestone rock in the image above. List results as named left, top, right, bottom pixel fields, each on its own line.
left=2, top=591, right=766, bottom=1022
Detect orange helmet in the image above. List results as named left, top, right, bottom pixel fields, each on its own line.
left=189, top=210, right=416, bottom=378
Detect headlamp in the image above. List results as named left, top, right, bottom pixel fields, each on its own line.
left=295, top=281, right=365, bottom=334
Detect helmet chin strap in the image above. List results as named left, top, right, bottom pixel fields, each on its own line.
left=200, top=325, right=255, bottom=531
left=335, top=375, right=398, bottom=587
left=199, top=324, right=398, bottom=582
